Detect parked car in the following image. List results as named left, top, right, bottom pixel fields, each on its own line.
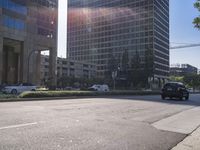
left=88, top=84, right=109, bottom=92
left=161, top=82, right=189, bottom=100
left=2, top=83, right=37, bottom=94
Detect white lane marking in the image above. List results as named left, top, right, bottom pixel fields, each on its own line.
left=0, top=122, right=38, bottom=130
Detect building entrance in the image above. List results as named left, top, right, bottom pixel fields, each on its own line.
left=2, top=39, right=23, bottom=84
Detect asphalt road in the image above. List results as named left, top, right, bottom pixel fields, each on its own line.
left=0, top=94, right=200, bottom=150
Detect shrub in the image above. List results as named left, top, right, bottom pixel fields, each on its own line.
left=0, top=93, right=17, bottom=99
left=19, top=90, right=160, bottom=98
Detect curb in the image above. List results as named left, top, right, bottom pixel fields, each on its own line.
left=0, top=96, right=112, bottom=103
left=171, top=125, right=200, bottom=150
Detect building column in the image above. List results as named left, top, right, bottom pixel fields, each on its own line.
left=0, top=36, right=3, bottom=84
left=35, top=51, right=41, bottom=85
left=22, top=40, right=30, bottom=83
left=49, top=47, right=57, bottom=89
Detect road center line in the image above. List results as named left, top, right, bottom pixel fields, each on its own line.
left=0, top=122, right=38, bottom=130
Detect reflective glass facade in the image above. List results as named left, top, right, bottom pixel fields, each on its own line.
left=30, top=0, right=57, bottom=8
left=3, top=15, right=25, bottom=30
left=0, top=0, right=27, bottom=31
left=67, top=0, right=169, bottom=80
left=0, top=0, right=57, bottom=36
left=0, top=0, right=27, bottom=15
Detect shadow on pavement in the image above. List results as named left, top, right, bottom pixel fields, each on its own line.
left=107, top=94, right=200, bottom=107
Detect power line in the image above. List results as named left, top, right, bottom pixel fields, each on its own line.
left=170, top=43, right=200, bottom=49
left=170, top=41, right=199, bottom=45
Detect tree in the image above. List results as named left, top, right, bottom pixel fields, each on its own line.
left=131, top=50, right=141, bottom=70
left=169, top=76, right=184, bottom=83
left=107, top=52, right=118, bottom=72
left=183, top=74, right=200, bottom=90
left=129, top=50, right=142, bottom=88
left=105, top=52, right=118, bottom=86
left=121, top=49, right=129, bottom=72
left=144, top=48, right=154, bottom=88
left=193, top=0, right=200, bottom=29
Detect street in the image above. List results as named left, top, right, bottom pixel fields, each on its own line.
left=0, top=94, right=200, bottom=150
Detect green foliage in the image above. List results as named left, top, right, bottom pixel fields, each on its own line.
left=0, top=92, right=17, bottom=99
left=194, top=0, right=200, bottom=11
left=57, top=76, right=104, bottom=89
left=169, top=76, right=184, bottom=82
left=131, top=50, right=141, bottom=70
left=183, top=74, right=200, bottom=88
left=128, top=50, right=148, bottom=88
left=170, top=74, right=200, bottom=89
left=121, top=49, right=129, bottom=71
left=194, top=0, right=200, bottom=29
left=19, top=91, right=98, bottom=98
left=19, top=90, right=160, bottom=98
left=107, top=52, right=118, bottom=72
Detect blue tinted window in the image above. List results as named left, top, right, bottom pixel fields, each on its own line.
left=0, top=0, right=27, bottom=15
left=3, top=15, right=25, bottom=31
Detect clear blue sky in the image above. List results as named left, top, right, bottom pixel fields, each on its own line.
left=57, top=0, right=67, bottom=58
left=170, top=0, right=200, bottom=68
left=58, top=0, right=200, bottom=68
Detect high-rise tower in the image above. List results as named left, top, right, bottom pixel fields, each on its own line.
left=67, top=0, right=169, bottom=87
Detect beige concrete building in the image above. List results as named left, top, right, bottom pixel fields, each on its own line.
left=0, top=0, right=58, bottom=87
left=41, top=55, right=97, bottom=84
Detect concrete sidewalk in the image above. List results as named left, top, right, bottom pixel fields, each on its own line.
left=172, top=126, right=200, bottom=150
left=152, top=107, right=200, bottom=134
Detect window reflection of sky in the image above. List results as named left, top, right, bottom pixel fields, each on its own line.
left=0, top=0, right=27, bottom=15
left=3, top=15, right=25, bottom=31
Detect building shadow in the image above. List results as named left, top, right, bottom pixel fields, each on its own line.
left=106, top=94, right=200, bottom=107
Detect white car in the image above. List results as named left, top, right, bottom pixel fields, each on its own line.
left=2, top=83, right=37, bottom=94
left=88, top=84, right=109, bottom=92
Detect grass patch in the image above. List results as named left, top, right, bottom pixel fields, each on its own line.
left=19, top=90, right=160, bottom=98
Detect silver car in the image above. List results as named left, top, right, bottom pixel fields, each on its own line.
left=2, top=83, right=37, bottom=94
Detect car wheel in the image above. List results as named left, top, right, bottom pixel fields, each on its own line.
left=31, top=89, right=36, bottom=91
left=161, top=95, right=165, bottom=100
left=11, top=89, right=17, bottom=95
left=179, top=96, right=183, bottom=100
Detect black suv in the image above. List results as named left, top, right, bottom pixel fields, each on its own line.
left=161, top=82, right=189, bottom=100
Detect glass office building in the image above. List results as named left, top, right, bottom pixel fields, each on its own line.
left=67, top=0, right=169, bottom=87
left=0, top=0, right=58, bottom=86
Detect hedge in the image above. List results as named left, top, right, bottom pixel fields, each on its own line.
left=0, top=92, right=17, bottom=99
left=19, top=90, right=160, bottom=98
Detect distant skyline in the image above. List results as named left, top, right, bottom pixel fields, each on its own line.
left=57, top=0, right=200, bottom=68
